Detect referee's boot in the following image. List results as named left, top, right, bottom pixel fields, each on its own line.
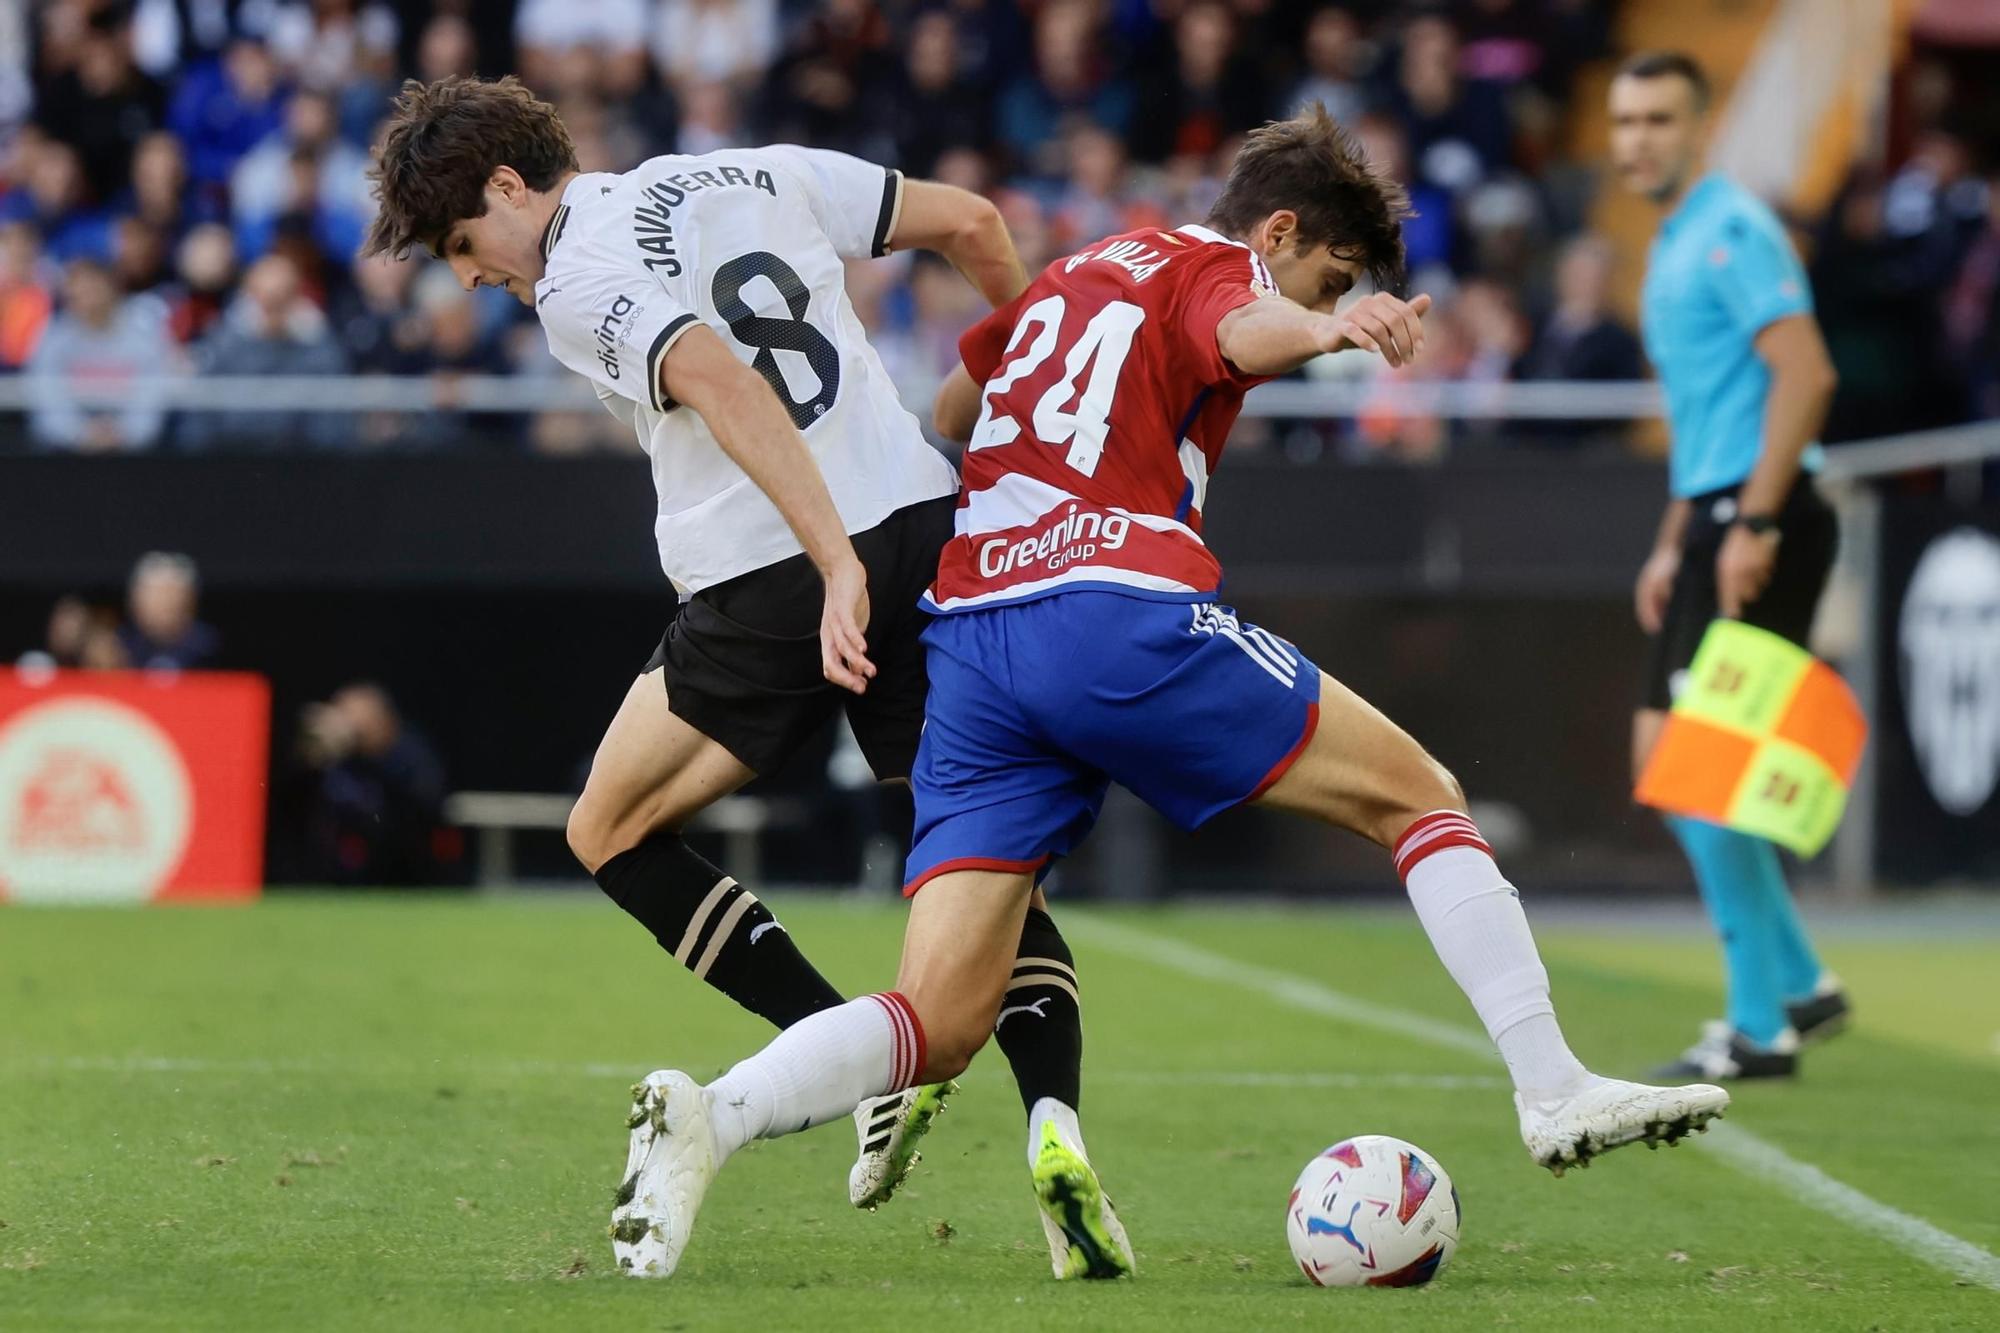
left=1651, top=1021, right=1799, bottom=1082
left=1785, top=974, right=1852, bottom=1046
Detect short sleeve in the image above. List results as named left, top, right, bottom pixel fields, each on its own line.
left=761, top=145, right=903, bottom=260
left=1707, top=211, right=1813, bottom=336
left=538, top=259, right=700, bottom=414
left=957, top=287, right=1031, bottom=384
left=1175, top=244, right=1278, bottom=389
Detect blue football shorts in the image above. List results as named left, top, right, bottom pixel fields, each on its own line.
left=904, top=590, right=1323, bottom=895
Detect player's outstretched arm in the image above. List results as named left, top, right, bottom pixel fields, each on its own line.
left=889, top=180, right=1028, bottom=308
left=661, top=324, right=876, bottom=693
left=1216, top=291, right=1432, bottom=378
left=932, top=364, right=982, bottom=444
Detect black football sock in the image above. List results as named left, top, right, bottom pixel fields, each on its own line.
left=993, top=906, right=1084, bottom=1113
left=592, top=832, right=844, bottom=1029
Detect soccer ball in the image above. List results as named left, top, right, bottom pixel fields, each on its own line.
left=1286, top=1135, right=1460, bottom=1288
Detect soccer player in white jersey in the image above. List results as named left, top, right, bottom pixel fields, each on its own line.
left=591, top=107, right=1731, bottom=1281
left=363, top=76, right=1113, bottom=1269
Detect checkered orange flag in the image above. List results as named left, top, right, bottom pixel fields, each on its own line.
left=1635, top=620, right=1868, bottom=857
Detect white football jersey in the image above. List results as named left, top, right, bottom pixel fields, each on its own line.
left=535, top=146, right=958, bottom=592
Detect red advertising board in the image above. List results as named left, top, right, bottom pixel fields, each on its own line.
left=0, top=671, right=269, bottom=904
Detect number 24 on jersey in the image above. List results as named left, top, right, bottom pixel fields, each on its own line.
left=969, top=296, right=1146, bottom=478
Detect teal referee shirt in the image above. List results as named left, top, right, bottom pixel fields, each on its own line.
left=1640, top=173, right=1821, bottom=499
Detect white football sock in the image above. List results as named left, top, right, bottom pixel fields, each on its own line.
left=705, top=992, right=923, bottom=1157
left=1395, top=815, right=1590, bottom=1101
left=1026, top=1096, right=1087, bottom=1169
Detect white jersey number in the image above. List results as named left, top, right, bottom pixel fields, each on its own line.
left=969, top=296, right=1145, bottom=478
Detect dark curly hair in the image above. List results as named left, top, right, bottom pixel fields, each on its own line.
left=1205, top=104, right=1413, bottom=294
left=363, top=76, right=579, bottom=259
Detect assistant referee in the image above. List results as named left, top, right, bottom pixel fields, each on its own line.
left=1610, top=52, right=1851, bottom=1081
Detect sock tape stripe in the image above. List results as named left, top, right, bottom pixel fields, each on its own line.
left=1396, top=832, right=1494, bottom=878
left=672, top=877, right=740, bottom=965
left=884, top=991, right=924, bottom=1087
left=688, top=891, right=759, bottom=981
left=1394, top=816, right=1490, bottom=874
left=868, top=994, right=908, bottom=1087
left=888, top=993, right=916, bottom=1087
left=1011, top=956, right=1077, bottom=981
left=1005, top=972, right=1081, bottom=1006
left=1394, top=814, right=1481, bottom=855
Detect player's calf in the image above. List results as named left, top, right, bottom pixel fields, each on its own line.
left=591, top=828, right=846, bottom=1029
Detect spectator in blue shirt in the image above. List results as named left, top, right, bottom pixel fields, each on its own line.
left=231, top=90, right=371, bottom=263
left=166, top=36, right=286, bottom=196
left=996, top=0, right=1134, bottom=179
left=0, top=134, right=115, bottom=262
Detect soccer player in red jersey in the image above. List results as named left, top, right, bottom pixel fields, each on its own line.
left=611, top=108, right=1730, bottom=1280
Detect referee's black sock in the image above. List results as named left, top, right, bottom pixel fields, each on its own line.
left=593, top=832, right=845, bottom=1029
left=993, top=907, right=1084, bottom=1113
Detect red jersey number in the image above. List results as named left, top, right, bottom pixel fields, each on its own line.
left=968, top=295, right=1147, bottom=479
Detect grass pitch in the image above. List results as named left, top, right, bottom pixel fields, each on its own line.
left=3, top=894, right=1997, bottom=1330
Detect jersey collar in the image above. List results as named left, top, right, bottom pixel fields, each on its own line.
left=539, top=200, right=572, bottom=262
left=1660, top=173, right=1726, bottom=237
left=1176, top=223, right=1245, bottom=249
left=540, top=173, right=600, bottom=262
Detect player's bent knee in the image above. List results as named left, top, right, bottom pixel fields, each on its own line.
left=915, top=1023, right=989, bottom=1084
left=903, top=994, right=997, bottom=1084
left=1379, top=755, right=1467, bottom=847
left=565, top=795, right=631, bottom=876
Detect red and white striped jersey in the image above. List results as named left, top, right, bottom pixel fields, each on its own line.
left=923, top=224, right=1279, bottom=613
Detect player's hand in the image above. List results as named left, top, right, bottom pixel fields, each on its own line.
left=1716, top=524, right=1779, bottom=619
left=820, top=556, right=876, bottom=694
left=1634, top=546, right=1680, bottom=634
left=1323, top=293, right=1433, bottom=367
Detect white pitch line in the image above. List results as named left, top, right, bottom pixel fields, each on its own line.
left=1097, top=1071, right=1506, bottom=1092
left=1070, top=914, right=2000, bottom=1293
left=7, top=1055, right=646, bottom=1079
left=5, top=1056, right=1502, bottom=1093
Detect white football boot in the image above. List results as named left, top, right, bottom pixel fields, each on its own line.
left=848, top=1080, right=958, bottom=1209
left=1517, top=1075, right=1730, bottom=1176
left=610, top=1070, right=719, bottom=1277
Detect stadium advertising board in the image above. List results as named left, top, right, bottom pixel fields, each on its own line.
left=0, top=671, right=269, bottom=904
left=1878, top=499, right=2000, bottom=883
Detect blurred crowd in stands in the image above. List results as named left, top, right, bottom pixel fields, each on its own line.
left=0, top=0, right=1994, bottom=459
left=15, top=551, right=455, bottom=884
left=17, top=550, right=219, bottom=673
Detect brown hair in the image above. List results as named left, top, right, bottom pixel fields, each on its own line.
left=1617, top=51, right=1712, bottom=113
left=1205, top=104, right=1413, bottom=293
left=363, top=76, right=578, bottom=259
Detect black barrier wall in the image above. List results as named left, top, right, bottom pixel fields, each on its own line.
left=0, top=453, right=1731, bottom=892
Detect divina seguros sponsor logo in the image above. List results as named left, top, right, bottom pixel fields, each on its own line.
left=0, top=696, right=194, bottom=903
left=594, top=294, right=642, bottom=380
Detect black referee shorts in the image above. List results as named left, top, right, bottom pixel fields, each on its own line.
left=645, top=495, right=956, bottom=780
left=1642, top=480, right=1837, bottom=711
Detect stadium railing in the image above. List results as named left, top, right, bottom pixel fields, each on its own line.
left=0, top=375, right=1666, bottom=418
left=4, top=374, right=1991, bottom=894
left=445, top=789, right=807, bottom=890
